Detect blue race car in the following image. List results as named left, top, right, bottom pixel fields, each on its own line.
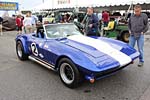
left=15, top=23, right=139, bottom=88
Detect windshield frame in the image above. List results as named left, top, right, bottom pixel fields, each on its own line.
left=43, top=23, right=83, bottom=39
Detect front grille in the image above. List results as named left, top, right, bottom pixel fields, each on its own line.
left=95, top=63, right=131, bottom=79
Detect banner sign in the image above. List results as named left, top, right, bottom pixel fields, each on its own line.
left=58, top=0, right=70, bottom=4
left=0, top=2, right=19, bottom=11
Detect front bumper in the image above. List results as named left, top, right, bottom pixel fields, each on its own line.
left=85, top=62, right=132, bottom=81
left=95, top=63, right=131, bottom=80
left=130, top=51, right=140, bottom=60
left=83, top=52, right=139, bottom=82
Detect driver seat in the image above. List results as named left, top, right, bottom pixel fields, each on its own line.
left=36, top=27, right=45, bottom=38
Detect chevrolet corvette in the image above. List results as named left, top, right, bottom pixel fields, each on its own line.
left=15, top=23, right=139, bottom=88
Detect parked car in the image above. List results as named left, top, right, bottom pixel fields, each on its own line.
left=15, top=23, right=139, bottom=88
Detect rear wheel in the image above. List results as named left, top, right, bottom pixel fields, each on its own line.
left=121, top=31, right=130, bottom=43
left=58, top=58, right=81, bottom=88
left=16, top=41, right=28, bottom=60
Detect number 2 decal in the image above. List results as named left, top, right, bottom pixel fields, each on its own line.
left=31, top=43, right=38, bottom=56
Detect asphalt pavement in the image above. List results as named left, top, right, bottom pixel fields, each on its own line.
left=0, top=31, right=150, bottom=100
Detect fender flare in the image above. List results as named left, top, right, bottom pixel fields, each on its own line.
left=16, top=37, right=29, bottom=54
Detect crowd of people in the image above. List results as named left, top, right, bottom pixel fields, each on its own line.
left=13, top=6, right=112, bottom=36
left=15, top=11, right=74, bottom=34
left=15, top=11, right=37, bottom=34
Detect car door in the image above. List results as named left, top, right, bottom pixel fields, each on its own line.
left=29, top=34, right=47, bottom=61
left=29, top=34, right=57, bottom=67
left=41, top=39, right=61, bottom=66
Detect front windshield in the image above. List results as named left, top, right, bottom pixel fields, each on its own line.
left=45, top=24, right=82, bottom=38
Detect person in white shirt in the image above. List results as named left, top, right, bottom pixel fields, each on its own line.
left=29, top=11, right=37, bottom=33
left=23, top=13, right=32, bottom=34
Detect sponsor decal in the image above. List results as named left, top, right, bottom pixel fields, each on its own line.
left=58, top=0, right=70, bottom=4
left=44, top=44, right=48, bottom=49
left=39, top=43, right=43, bottom=47
left=39, top=53, right=44, bottom=58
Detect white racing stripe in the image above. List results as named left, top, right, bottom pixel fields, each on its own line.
left=68, top=35, right=132, bottom=66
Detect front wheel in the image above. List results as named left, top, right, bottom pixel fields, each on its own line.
left=16, top=41, right=28, bottom=60
left=58, top=58, right=81, bottom=88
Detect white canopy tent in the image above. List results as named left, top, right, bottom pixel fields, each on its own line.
left=32, top=0, right=52, bottom=10
left=32, top=0, right=150, bottom=10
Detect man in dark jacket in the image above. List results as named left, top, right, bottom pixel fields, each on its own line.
left=83, top=7, right=99, bottom=36
left=128, top=5, right=149, bottom=67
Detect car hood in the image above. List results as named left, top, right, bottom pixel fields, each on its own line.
left=66, top=38, right=106, bottom=58
left=63, top=35, right=132, bottom=67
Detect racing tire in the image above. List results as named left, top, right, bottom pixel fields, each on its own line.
left=120, top=31, right=130, bottom=43
left=16, top=41, right=28, bottom=61
left=58, top=58, right=81, bottom=88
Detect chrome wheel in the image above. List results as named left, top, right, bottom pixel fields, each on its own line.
left=17, top=43, right=22, bottom=58
left=60, top=63, right=75, bottom=84
left=16, top=41, right=28, bottom=61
